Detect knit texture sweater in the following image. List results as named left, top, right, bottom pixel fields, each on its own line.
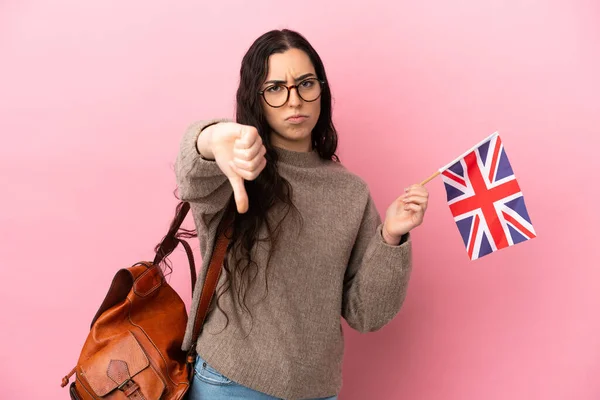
left=175, top=120, right=413, bottom=400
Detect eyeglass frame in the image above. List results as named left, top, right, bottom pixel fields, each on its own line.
left=258, top=77, right=326, bottom=108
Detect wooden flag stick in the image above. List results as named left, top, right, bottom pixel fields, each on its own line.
left=419, top=171, right=441, bottom=186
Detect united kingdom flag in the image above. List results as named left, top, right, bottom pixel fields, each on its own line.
left=440, top=132, right=536, bottom=260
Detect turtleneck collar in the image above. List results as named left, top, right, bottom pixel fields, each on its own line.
left=273, top=146, right=324, bottom=168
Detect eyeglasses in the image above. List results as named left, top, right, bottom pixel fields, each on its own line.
left=258, top=78, right=325, bottom=108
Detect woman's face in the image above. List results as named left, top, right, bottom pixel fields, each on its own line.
left=260, top=48, right=321, bottom=152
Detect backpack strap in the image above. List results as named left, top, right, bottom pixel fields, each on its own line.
left=186, top=205, right=233, bottom=363
left=155, top=201, right=234, bottom=365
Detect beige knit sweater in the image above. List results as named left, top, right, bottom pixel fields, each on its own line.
left=175, top=120, right=413, bottom=399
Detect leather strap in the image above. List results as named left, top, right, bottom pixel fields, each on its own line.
left=120, top=380, right=147, bottom=400
left=190, top=211, right=232, bottom=343
left=187, top=206, right=233, bottom=362
left=178, top=237, right=197, bottom=291
left=107, top=359, right=147, bottom=400
left=154, top=201, right=233, bottom=364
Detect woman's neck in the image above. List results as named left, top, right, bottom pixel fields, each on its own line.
left=270, top=132, right=312, bottom=152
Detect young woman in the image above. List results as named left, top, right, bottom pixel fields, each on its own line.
left=175, top=29, right=429, bottom=400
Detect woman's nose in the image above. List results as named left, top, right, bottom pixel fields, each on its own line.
left=288, top=86, right=302, bottom=106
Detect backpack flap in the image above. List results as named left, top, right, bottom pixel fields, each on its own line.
left=79, top=331, right=165, bottom=399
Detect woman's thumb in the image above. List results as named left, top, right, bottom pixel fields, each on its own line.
left=228, top=174, right=248, bottom=214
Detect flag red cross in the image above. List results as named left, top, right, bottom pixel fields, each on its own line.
left=448, top=151, right=521, bottom=251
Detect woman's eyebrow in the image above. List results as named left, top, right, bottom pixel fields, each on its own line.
left=264, top=73, right=316, bottom=85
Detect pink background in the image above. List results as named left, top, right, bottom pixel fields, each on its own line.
left=1, top=1, right=599, bottom=399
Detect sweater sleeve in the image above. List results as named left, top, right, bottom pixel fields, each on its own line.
left=341, top=194, right=413, bottom=333
left=174, top=119, right=233, bottom=216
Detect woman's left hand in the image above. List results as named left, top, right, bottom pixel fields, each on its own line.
left=382, top=184, right=429, bottom=245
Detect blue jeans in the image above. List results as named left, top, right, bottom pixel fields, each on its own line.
left=188, top=354, right=338, bottom=400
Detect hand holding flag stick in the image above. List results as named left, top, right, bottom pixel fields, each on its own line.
left=382, top=182, right=430, bottom=246
left=414, top=132, right=536, bottom=260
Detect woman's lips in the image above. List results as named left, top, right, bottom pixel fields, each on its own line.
left=286, top=115, right=308, bottom=124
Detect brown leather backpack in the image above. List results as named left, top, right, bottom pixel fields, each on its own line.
left=61, top=201, right=231, bottom=399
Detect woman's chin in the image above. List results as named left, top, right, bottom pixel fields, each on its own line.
left=271, top=128, right=313, bottom=150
